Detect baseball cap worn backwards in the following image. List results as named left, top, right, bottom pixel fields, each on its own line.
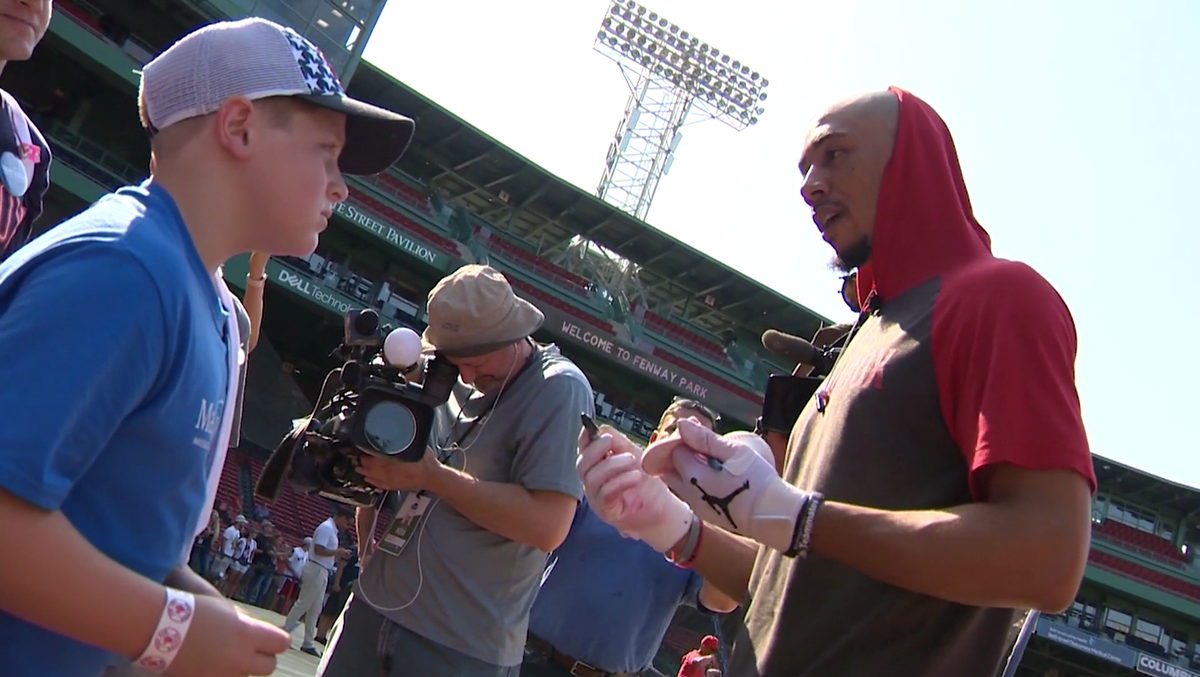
left=138, top=17, right=414, bottom=176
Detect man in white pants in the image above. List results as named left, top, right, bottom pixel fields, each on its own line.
left=285, top=507, right=353, bottom=656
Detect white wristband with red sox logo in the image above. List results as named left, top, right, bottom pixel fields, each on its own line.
left=134, top=588, right=196, bottom=673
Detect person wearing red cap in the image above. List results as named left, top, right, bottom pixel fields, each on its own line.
left=677, top=635, right=720, bottom=677
left=577, top=88, right=1094, bottom=677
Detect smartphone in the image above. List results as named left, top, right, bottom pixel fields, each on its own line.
left=581, top=414, right=600, bottom=442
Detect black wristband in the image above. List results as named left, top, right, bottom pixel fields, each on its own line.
left=782, top=495, right=810, bottom=558
left=783, top=492, right=824, bottom=559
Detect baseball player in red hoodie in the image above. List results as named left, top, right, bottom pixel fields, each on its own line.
left=578, top=87, right=1094, bottom=677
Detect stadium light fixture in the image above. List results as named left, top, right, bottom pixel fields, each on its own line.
left=593, top=0, right=770, bottom=221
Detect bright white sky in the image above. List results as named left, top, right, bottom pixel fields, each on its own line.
left=364, top=0, right=1200, bottom=487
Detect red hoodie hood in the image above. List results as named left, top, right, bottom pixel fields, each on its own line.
left=855, top=87, right=992, bottom=308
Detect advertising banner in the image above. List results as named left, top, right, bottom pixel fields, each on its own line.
left=334, top=201, right=450, bottom=271
left=536, top=302, right=760, bottom=425
left=1138, top=653, right=1200, bottom=677
left=225, top=256, right=375, bottom=321
left=1035, top=617, right=1137, bottom=668
left=225, top=254, right=761, bottom=425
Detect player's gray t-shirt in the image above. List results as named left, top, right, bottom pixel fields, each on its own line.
left=355, top=343, right=592, bottom=667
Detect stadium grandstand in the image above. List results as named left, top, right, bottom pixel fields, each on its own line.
left=17, top=1, right=1200, bottom=675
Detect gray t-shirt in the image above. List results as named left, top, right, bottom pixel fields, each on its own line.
left=357, top=343, right=593, bottom=667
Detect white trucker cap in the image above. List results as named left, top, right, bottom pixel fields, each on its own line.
left=138, top=17, right=414, bottom=176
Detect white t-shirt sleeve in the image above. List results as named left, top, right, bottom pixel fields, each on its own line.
left=222, top=526, right=238, bottom=555
left=314, top=520, right=338, bottom=551
left=288, top=547, right=306, bottom=577
left=308, top=519, right=339, bottom=569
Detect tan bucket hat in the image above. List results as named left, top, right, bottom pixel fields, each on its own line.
left=422, top=265, right=544, bottom=358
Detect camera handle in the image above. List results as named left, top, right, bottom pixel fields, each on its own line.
left=255, top=367, right=345, bottom=502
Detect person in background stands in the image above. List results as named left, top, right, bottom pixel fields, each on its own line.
left=677, top=635, right=720, bottom=677
left=0, top=0, right=52, bottom=263
left=241, top=520, right=279, bottom=605
left=523, top=398, right=738, bottom=677
left=282, top=507, right=354, bottom=657
left=314, top=545, right=359, bottom=645
left=222, top=525, right=256, bottom=598
left=276, top=536, right=312, bottom=615
left=259, top=544, right=291, bottom=611
left=208, top=513, right=246, bottom=585
left=189, top=510, right=221, bottom=578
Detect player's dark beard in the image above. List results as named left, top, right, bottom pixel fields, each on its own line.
left=831, top=238, right=872, bottom=274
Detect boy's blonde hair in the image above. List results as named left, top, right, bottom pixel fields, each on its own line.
left=142, top=93, right=298, bottom=158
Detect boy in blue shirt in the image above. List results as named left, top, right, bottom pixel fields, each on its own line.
left=524, top=400, right=739, bottom=677
left=0, top=17, right=414, bottom=677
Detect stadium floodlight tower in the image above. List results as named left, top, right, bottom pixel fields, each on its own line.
left=593, top=0, right=769, bottom=222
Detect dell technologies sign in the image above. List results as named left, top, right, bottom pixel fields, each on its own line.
left=276, top=268, right=352, bottom=315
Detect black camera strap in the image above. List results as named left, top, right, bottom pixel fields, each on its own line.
left=435, top=339, right=541, bottom=458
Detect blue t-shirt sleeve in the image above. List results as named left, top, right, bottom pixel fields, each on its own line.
left=0, top=245, right=166, bottom=510
left=681, top=569, right=704, bottom=609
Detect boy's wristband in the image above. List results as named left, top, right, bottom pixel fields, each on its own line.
left=134, top=588, right=196, bottom=673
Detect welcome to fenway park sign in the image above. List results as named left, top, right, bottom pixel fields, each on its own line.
left=538, top=304, right=759, bottom=424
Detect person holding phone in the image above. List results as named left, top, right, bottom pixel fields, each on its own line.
left=522, top=399, right=739, bottom=677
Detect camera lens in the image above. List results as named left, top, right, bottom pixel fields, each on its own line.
left=354, top=309, right=380, bottom=335
left=362, top=401, right=418, bottom=455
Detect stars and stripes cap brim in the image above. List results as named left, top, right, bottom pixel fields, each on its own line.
left=294, top=92, right=414, bottom=176
left=139, top=17, right=414, bottom=176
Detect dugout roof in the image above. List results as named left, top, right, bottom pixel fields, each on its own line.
left=1094, top=455, right=1200, bottom=516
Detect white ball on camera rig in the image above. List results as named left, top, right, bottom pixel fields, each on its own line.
left=383, top=327, right=423, bottom=371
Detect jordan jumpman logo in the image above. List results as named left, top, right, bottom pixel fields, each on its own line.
left=691, top=477, right=751, bottom=530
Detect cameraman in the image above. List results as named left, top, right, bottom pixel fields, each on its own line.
left=318, top=264, right=593, bottom=677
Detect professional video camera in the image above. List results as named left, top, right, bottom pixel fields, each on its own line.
left=755, top=327, right=851, bottom=437
left=255, top=309, right=459, bottom=509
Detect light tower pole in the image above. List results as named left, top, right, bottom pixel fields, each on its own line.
left=593, top=0, right=769, bottom=222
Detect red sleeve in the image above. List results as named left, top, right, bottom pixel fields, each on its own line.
left=931, top=260, right=1095, bottom=500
